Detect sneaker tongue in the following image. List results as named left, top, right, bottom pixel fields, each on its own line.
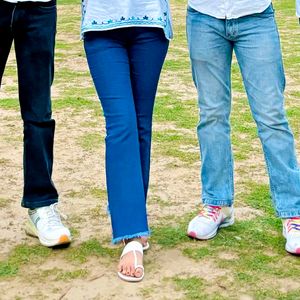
left=209, top=205, right=221, bottom=209
left=36, top=206, right=50, bottom=217
left=199, top=205, right=221, bottom=220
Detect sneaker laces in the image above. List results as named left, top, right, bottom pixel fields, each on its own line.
left=45, top=203, right=67, bottom=227
left=199, top=205, right=221, bottom=222
left=286, top=217, right=300, bottom=234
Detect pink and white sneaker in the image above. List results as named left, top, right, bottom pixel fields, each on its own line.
left=187, top=205, right=234, bottom=240
left=282, top=217, right=300, bottom=255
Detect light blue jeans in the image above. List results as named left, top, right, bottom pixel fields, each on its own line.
left=187, top=4, right=300, bottom=218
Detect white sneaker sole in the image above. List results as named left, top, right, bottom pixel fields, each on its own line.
left=188, top=216, right=235, bottom=240
left=25, top=220, right=71, bottom=247
left=282, top=228, right=300, bottom=255
left=285, top=244, right=300, bottom=255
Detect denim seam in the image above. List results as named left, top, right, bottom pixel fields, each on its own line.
left=273, top=17, right=286, bottom=93
left=229, top=138, right=234, bottom=201
left=277, top=210, right=300, bottom=218
left=202, top=198, right=233, bottom=206
left=259, top=138, right=277, bottom=209
left=10, top=5, right=16, bottom=30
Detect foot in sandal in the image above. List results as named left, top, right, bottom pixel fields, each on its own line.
left=141, top=236, right=150, bottom=251
left=118, top=239, right=145, bottom=282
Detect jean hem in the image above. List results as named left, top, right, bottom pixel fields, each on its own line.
left=21, top=198, right=58, bottom=209
left=277, top=210, right=300, bottom=218
left=112, top=230, right=151, bottom=244
left=202, top=198, right=233, bottom=206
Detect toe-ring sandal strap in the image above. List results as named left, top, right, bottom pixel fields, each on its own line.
left=118, top=241, right=144, bottom=282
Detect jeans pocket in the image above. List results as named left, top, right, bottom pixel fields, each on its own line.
left=256, top=4, right=274, bottom=17
left=187, top=5, right=199, bottom=14
left=36, top=0, right=56, bottom=11
left=37, top=4, right=56, bottom=10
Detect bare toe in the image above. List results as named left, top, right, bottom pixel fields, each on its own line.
left=125, top=265, right=131, bottom=276
left=134, top=267, right=143, bottom=278
left=130, top=265, right=135, bottom=276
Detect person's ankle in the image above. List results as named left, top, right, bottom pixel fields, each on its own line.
left=124, top=236, right=148, bottom=247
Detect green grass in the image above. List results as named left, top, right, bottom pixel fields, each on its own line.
left=153, top=130, right=199, bottom=164
left=154, top=95, right=198, bottom=129
left=55, top=268, right=89, bottom=280
left=0, top=198, right=9, bottom=208
left=0, top=98, right=19, bottom=109
left=65, top=238, right=118, bottom=263
left=152, top=223, right=190, bottom=248
left=78, top=132, right=103, bottom=151
left=0, top=245, right=52, bottom=278
left=52, top=97, right=98, bottom=110
left=173, top=277, right=207, bottom=300
left=151, top=180, right=300, bottom=298
left=243, top=182, right=274, bottom=215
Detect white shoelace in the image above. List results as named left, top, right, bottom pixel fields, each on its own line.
left=44, top=203, right=67, bottom=227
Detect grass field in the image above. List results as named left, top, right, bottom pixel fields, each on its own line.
left=0, top=0, right=300, bottom=299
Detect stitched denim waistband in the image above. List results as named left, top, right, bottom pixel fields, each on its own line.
left=0, top=0, right=56, bottom=7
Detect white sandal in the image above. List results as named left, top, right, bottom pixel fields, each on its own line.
left=122, top=240, right=149, bottom=251
left=117, top=241, right=144, bottom=282
left=143, top=241, right=150, bottom=251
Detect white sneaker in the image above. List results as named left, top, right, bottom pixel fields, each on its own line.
left=282, top=217, right=300, bottom=255
left=25, top=203, right=71, bottom=247
left=187, top=205, right=234, bottom=240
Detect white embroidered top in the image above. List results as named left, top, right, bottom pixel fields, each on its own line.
left=81, top=0, right=173, bottom=40
left=188, top=0, right=271, bottom=19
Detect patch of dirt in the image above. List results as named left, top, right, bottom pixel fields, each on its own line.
left=234, top=206, right=264, bottom=221
left=275, top=278, right=300, bottom=293
left=218, top=252, right=239, bottom=261
left=0, top=248, right=232, bottom=300
left=238, top=295, right=255, bottom=300
left=56, top=249, right=230, bottom=300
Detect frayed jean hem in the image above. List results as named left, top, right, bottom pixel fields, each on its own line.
left=112, top=230, right=151, bottom=244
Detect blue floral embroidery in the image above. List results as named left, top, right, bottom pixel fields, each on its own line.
left=82, top=14, right=167, bottom=31
left=81, top=0, right=173, bottom=40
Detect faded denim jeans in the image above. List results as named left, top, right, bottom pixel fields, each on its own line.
left=187, top=4, right=300, bottom=217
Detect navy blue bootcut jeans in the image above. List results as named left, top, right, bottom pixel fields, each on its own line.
left=0, top=0, right=59, bottom=208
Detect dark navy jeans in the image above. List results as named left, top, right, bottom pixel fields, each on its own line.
left=84, top=28, right=169, bottom=243
left=0, top=0, right=58, bottom=208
